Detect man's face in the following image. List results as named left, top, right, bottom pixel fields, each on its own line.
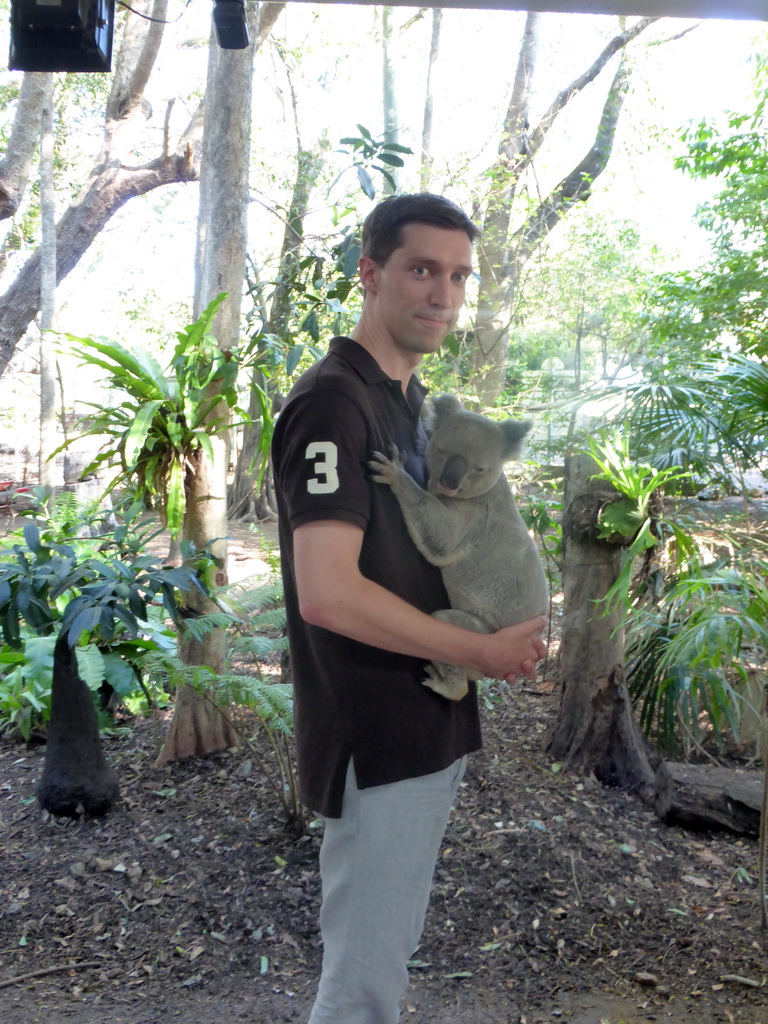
left=359, top=222, right=473, bottom=357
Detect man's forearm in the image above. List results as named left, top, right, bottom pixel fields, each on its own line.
left=299, top=570, right=544, bottom=681
left=293, top=519, right=545, bottom=682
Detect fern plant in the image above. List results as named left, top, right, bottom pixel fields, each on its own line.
left=626, top=528, right=768, bottom=756
left=152, top=576, right=304, bottom=832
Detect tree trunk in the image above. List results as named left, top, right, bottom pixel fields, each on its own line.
left=471, top=11, right=540, bottom=405
left=37, top=635, right=120, bottom=817
left=154, top=446, right=237, bottom=765
left=39, top=76, right=56, bottom=503
left=545, top=454, right=658, bottom=801
left=156, top=7, right=258, bottom=765
left=381, top=6, right=399, bottom=195
left=229, top=145, right=323, bottom=519
left=419, top=8, right=442, bottom=193
left=228, top=372, right=273, bottom=520
left=0, top=73, right=48, bottom=224
left=471, top=17, right=657, bottom=407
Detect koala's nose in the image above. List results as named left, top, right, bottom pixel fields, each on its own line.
left=439, top=454, right=467, bottom=491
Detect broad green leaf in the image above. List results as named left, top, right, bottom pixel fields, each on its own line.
left=102, top=652, right=140, bottom=697
left=165, top=459, right=185, bottom=539
left=23, top=635, right=56, bottom=685
left=75, top=645, right=106, bottom=689
left=341, top=241, right=361, bottom=281
left=124, top=399, right=166, bottom=466
left=376, top=152, right=405, bottom=167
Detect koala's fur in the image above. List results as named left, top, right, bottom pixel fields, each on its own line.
left=369, top=393, right=548, bottom=701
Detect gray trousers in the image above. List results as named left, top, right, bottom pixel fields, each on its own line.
left=307, top=756, right=467, bottom=1024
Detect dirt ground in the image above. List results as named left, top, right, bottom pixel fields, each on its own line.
left=1, top=519, right=767, bottom=1024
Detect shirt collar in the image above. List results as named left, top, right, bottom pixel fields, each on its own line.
left=328, top=336, right=429, bottom=408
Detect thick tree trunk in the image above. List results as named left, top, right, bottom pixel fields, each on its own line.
left=156, top=8, right=258, bottom=765
left=37, top=635, right=120, bottom=817
left=154, top=445, right=237, bottom=766
left=546, top=454, right=658, bottom=801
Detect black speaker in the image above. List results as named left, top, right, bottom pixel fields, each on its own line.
left=212, top=0, right=250, bottom=50
left=9, top=0, right=115, bottom=73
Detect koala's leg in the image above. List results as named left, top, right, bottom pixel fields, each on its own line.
left=423, top=609, right=492, bottom=701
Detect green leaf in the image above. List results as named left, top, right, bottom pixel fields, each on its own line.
left=124, top=399, right=166, bottom=467
left=102, top=652, right=140, bottom=697
left=165, top=459, right=185, bottom=539
left=75, top=645, right=106, bottom=689
left=356, top=165, right=375, bottom=200
left=22, top=635, right=56, bottom=685
left=301, top=311, right=320, bottom=344
left=65, top=604, right=102, bottom=645
left=376, top=152, right=405, bottom=168
left=342, top=242, right=361, bottom=281
left=23, top=522, right=41, bottom=554
left=286, top=344, right=304, bottom=376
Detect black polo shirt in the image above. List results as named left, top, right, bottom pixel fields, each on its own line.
left=271, top=336, right=482, bottom=818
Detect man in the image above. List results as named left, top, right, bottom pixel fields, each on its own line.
left=271, top=193, right=546, bottom=1024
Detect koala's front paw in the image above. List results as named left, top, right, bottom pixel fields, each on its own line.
left=368, top=444, right=405, bottom=488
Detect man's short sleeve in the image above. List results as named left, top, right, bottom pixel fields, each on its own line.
left=272, top=389, right=371, bottom=531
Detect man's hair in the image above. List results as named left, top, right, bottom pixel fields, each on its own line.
left=360, top=193, right=481, bottom=266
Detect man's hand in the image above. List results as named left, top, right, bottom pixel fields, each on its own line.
left=475, top=616, right=547, bottom=684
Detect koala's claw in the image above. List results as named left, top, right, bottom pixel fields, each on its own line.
left=423, top=662, right=469, bottom=702
left=368, top=444, right=405, bottom=485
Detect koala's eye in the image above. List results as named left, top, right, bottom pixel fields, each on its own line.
left=474, top=466, right=487, bottom=473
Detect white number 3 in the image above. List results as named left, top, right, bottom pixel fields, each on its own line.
left=305, top=441, right=340, bottom=494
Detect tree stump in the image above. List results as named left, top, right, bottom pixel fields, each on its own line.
left=545, top=454, right=660, bottom=802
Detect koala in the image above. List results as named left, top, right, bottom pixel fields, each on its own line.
left=369, top=393, right=548, bottom=702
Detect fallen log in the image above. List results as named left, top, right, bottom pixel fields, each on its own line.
left=654, top=761, right=764, bottom=835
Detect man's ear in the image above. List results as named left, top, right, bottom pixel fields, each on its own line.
left=358, top=255, right=379, bottom=294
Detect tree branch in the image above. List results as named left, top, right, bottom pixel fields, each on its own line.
left=513, top=56, right=632, bottom=273
left=524, top=17, right=657, bottom=172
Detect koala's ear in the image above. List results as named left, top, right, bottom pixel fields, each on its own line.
left=430, top=394, right=463, bottom=419
left=424, top=393, right=462, bottom=434
left=500, top=419, right=533, bottom=460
